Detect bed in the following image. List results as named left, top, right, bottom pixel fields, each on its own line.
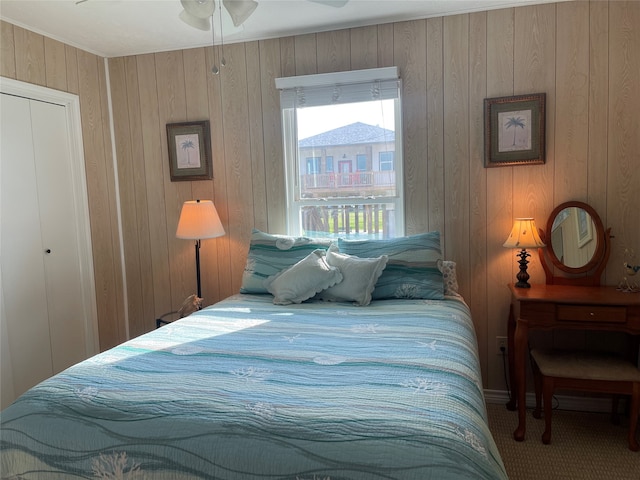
left=1, top=231, right=507, bottom=479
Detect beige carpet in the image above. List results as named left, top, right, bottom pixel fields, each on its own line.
left=486, top=402, right=640, bottom=479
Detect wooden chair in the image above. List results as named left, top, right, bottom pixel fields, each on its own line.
left=530, top=348, right=640, bottom=451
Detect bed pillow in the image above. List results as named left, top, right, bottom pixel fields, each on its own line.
left=337, top=231, right=444, bottom=300
left=264, top=250, right=343, bottom=305
left=317, top=245, right=388, bottom=306
left=440, top=260, right=460, bottom=296
left=240, top=229, right=333, bottom=294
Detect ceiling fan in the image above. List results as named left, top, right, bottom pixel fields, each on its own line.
left=179, top=0, right=349, bottom=31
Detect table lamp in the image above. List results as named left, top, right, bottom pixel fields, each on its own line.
left=176, top=199, right=225, bottom=299
left=503, top=218, right=545, bottom=288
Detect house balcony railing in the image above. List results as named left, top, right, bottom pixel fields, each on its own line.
left=301, top=171, right=395, bottom=191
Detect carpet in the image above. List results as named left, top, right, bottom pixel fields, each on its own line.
left=486, top=402, right=640, bottom=479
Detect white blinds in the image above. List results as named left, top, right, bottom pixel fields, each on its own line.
left=276, top=67, right=400, bottom=108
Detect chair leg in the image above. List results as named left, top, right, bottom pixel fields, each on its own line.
left=542, top=377, right=553, bottom=445
left=628, top=383, right=639, bottom=452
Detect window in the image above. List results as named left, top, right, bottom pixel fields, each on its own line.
left=325, top=156, right=334, bottom=173
left=379, top=151, right=394, bottom=171
left=276, top=67, right=403, bottom=239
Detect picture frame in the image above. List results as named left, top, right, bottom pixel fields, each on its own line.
left=167, top=120, right=212, bottom=181
left=484, top=93, right=545, bottom=167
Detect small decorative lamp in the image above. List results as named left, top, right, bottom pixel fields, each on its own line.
left=176, top=200, right=225, bottom=299
left=503, top=218, right=546, bottom=288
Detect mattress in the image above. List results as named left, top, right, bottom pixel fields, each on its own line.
left=0, top=294, right=507, bottom=479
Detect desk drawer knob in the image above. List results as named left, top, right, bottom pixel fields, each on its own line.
left=590, top=312, right=595, bottom=316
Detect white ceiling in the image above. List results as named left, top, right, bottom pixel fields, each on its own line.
left=0, top=0, right=561, bottom=58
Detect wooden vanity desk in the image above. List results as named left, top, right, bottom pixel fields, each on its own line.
left=505, top=201, right=640, bottom=442
left=507, top=283, right=640, bottom=441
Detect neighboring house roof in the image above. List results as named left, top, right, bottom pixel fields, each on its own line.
left=299, top=122, right=395, bottom=148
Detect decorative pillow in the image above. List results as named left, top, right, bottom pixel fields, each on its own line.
left=337, top=231, right=444, bottom=300
left=317, top=245, right=388, bottom=306
left=440, top=260, right=460, bottom=296
left=264, top=250, right=343, bottom=305
left=240, top=229, right=333, bottom=294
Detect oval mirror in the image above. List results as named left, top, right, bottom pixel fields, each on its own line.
left=544, top=201, right=605, bottom=274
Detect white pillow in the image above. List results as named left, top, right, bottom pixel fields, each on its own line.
left=318, top=245, right=388, bottom=306
left=265, top=249, right=343, bottom=305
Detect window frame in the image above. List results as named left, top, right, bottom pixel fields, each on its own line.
left=276, top=67, right=404, bottom=238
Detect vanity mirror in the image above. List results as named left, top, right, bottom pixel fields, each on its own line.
left=538, top=201, right=611, bottom=286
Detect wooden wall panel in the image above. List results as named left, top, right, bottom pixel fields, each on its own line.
left=13, top=26, right=46, bottom=86
left=205, top=47, right=232, bottom=306
left=555, top=1, right=590, bottom=203
left=587, top=1, right=609, bottom=222
left=4, top=1, right=639, bottom=391
left=606, top=1, right=640, bottom=286
left=394, top=20, right=428, bottom=235
left=317, top=29, right=350, bottom=73
left=259, top=38, right=286, bottom=234
left=135, top=54, right=172, bottom=319
left=0, top=21, right=16, bottom=78
left=443, top=14, right=470, bottom=284
left=350, top=26, right=378, bottom=70
left=485, top=7, right=515, bottom=389
left=468, top=11, right=489, bottom=385
left=220, top=43, right=256, bottom=295
left=43, top=37, right=67, bottom=91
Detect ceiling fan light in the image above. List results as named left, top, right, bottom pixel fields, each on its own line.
left=222, top=0, right=258, bottom=27
left=181, top=0, right=216, bottom=19
left=179, top=9, right=211, bottom=31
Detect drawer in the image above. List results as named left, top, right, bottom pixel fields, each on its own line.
left=557, top=305, right=627, bottom=323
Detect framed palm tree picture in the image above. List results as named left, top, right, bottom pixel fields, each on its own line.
left=167, top=120, right=212, bottom=181
left=484, top=93, right=545, bottom=167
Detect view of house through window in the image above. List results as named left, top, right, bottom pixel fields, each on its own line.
left=276, top=68, right=403, bottom=239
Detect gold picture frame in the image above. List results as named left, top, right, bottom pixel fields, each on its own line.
left=484, top=93, right=546, bottom=167
left=167, top=120, right=212, bottom=181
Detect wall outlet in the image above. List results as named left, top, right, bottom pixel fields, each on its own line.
left=496, top=336, right=508, bottom=355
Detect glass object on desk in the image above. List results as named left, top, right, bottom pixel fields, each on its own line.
left=618, top=249, right=639, bottom=293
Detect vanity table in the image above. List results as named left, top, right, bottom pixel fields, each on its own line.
left=505, top=201, right=640, bottom=442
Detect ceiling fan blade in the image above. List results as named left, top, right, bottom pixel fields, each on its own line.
left=307, top=0, right=349, bottom=7
left=180, top=0, right=216, bottom=19
left=222, top=0, right=258, bottom=27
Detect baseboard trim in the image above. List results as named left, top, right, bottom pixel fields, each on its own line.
left=484, top=389, right=616, bottom=413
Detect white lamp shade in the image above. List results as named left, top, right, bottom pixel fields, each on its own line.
left=181, top=0, right=216, bottom=18
left=503, top=218, right=546, bottom=249
left=179, top=10, right=211, bottom=31
left=223, top=0, right=258, bottom=27
left=176, top=200, right=225, bottom=240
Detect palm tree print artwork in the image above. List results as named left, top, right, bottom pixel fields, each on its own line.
left=498, top=110, right=532, bottom=153
left=175, top=134, right=201, bottom=169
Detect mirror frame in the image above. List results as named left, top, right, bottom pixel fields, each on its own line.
left=543, top=201, right=606, bottom=275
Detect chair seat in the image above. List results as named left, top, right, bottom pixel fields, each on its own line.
left=531, top=349, right=640, bottom=382
left=530, top=348, right=640, bottom=451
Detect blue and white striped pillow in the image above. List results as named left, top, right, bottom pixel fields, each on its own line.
left=338, top=231, right=444, bottom=300
left=240, top=229, right=334, bottom=294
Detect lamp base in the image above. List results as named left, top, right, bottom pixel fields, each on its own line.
left=515, top=248, right=532, bottom=288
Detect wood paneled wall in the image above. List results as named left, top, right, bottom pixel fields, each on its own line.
left=1, top=21, right=125, bottom=351
left=2, top=1, right=639, bottom=390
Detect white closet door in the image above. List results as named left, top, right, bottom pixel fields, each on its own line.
left=30, top=99, right=88, bottom=372
left=1, top=93, right=54, bottom=395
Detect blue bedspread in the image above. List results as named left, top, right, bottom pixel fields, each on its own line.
left=1, top=294, right=507, bottom=479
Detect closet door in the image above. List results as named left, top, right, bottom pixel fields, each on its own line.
left=1, top=93, right=53, bottom=396
left=1, top=93, right=88, bottom=400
